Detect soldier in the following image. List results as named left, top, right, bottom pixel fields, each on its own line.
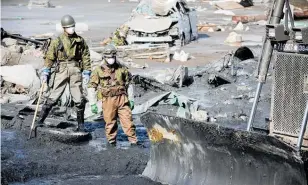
left=37, top=15, right=91, bottom=132
left=88, top=44, right=138, bottom=147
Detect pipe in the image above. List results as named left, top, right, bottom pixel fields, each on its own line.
left=296, top=100, right=308, bottom=151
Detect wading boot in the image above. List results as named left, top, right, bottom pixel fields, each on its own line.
left=76, top=109, right=85, bottom=132
left=107, top=141, right=117, bottom=148
left=36, top=104, right=52, bottom=126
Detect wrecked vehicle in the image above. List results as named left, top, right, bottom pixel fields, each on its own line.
left=126, top=0, right=198, bottom=46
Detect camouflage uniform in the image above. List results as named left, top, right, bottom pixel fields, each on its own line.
left=36, top=32, right=91, bottom=130
left=110, top=25, right=129, bottom=46
left=88, top=62, right=137, bottom=144
left=45, top=32, right=91, bottom=107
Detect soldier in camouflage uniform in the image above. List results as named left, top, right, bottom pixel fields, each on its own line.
left=37, top=15, right=91, bottom=132
left=88, top=44, right=138, bottom=147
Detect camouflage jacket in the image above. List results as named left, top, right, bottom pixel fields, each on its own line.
left=44, top=33, right=91, bottom=71
left=88, top=62, right=132, bottom=97
left=111, top=29, right=126, bottom=46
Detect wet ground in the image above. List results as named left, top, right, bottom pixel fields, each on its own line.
left=1, top=115, right=162, bottom=185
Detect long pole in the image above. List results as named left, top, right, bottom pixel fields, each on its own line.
left=28, top=83, right=45, bottom=139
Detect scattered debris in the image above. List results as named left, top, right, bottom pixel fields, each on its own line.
left=208, top=74, right=231, bottom=87
left=28, top=0, right=51, bottom=8
left=173, top=50, right=190, bottom=62
left=225, top=32, right=242, bottom=43
left=126, top=0, right=198, bottom=45
left=232, top=15, right=267, bottom=24
left=191, top=110, right=209, bottom=122
left=214, top=10, right=235, bottom=16
left=1, top=46, right=12, bottom=66
left=1, top=65, right=41, bottom=96
left=233, top=22, right=244, bottom=31
left=214, top=1, right=244, bottom=10
left=197, top=23, right=218, bottom=32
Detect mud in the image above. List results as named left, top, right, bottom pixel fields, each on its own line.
left=1, top=111, right=160, bottom=185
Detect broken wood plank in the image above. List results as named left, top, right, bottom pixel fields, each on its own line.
left=215, top=2, right=244, bottom=10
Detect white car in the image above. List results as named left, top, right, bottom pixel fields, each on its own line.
left=126, top=0, right=198, bottom=46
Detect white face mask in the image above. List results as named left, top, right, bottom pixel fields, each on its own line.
left=65, top=27, right=75, bottom=35
left=106, top=58, right=115, bottom=65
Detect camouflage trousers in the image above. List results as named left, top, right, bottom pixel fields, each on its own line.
left=47, top=62, right=84, bottom=108
left=102, top=94, right=137, bottom=144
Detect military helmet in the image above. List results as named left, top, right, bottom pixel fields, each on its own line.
left=61, top=15, right=76, bottom=28
left=103, top=44, right=117, bottom=57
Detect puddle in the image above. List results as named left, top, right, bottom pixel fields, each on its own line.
left=86, top=122, right=151, bottom=150
left=1, top=130, right=16, bottom=141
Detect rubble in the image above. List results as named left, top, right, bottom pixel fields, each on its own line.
left=232, top=15, right=267, bottom=23
left=28, top=0, right=51, bottom=8
left=233, top=22, right=244, bottom=31
left=225, top=32, right=242, bottom=43
left=214, top=10, right=235, bottom=16
left=173, top=50, right=190, bottom=62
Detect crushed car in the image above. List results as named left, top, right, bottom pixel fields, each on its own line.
left=125, top=0, right=198, bottom=46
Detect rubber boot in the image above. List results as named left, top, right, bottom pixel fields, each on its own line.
left=76, top=109, right=85, bottom=132
left=36, top=104, right=52, bottom=126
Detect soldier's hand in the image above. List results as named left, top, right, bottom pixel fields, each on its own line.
left=91, top=104, right=98, bottom=114
left=82, top=70, right=91, bottom=85
left=41, top=67, right=50, bottom=83
left=129, top=100, right=134, bottom=110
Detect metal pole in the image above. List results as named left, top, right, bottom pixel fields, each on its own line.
left=246, top=0, right=285, bottom=131
left=247, top=82, right=263, bottom=131
left=296, top=100, right=308, bottom=151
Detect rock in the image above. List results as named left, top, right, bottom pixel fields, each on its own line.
left=225, top=32, right=242, bottom=43
left=173, top=50, right=190, bottom=62
left=239, top=115, right=248, bottom=121
left=7, top=45, right=24, bottom=53
left=0, top=96, right=9, bottom=104
left=233, top=22, right=244, bottom=31
left=215, top=113, right=228, bottom=118
left=208, top=28, right=215, bottom=32
left=1, top=46, right=12, bottom=66
left=208, top=74, right=231, bottom=87
left=223, top=100, right=232, bottom=105
left=2, top=38, right=18, bottom=47
left=191, top=110, right=209, bottom=122
left=237, top=85, right=251, bottom=91
left=1, top=65, right=40, bottom=96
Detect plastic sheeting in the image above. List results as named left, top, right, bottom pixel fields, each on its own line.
left=132, top=91, right=198, bottom=117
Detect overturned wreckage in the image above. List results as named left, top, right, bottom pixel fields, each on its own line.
left=140, top=0, right=308, bottom=184
left=126, top=0, right=198, bottom=46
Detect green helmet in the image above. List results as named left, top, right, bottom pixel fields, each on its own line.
left=103, top=44, right=117, bottom=57
left=61, top=15, right=75, bottom=28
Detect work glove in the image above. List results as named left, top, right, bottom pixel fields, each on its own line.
left=82, top=70, right=91, bottom=85
left=91, top=104, right=98, bottom=114
left=129, top=100, right=134, bottom=110
left=41, top=67, right=51, bottom=83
